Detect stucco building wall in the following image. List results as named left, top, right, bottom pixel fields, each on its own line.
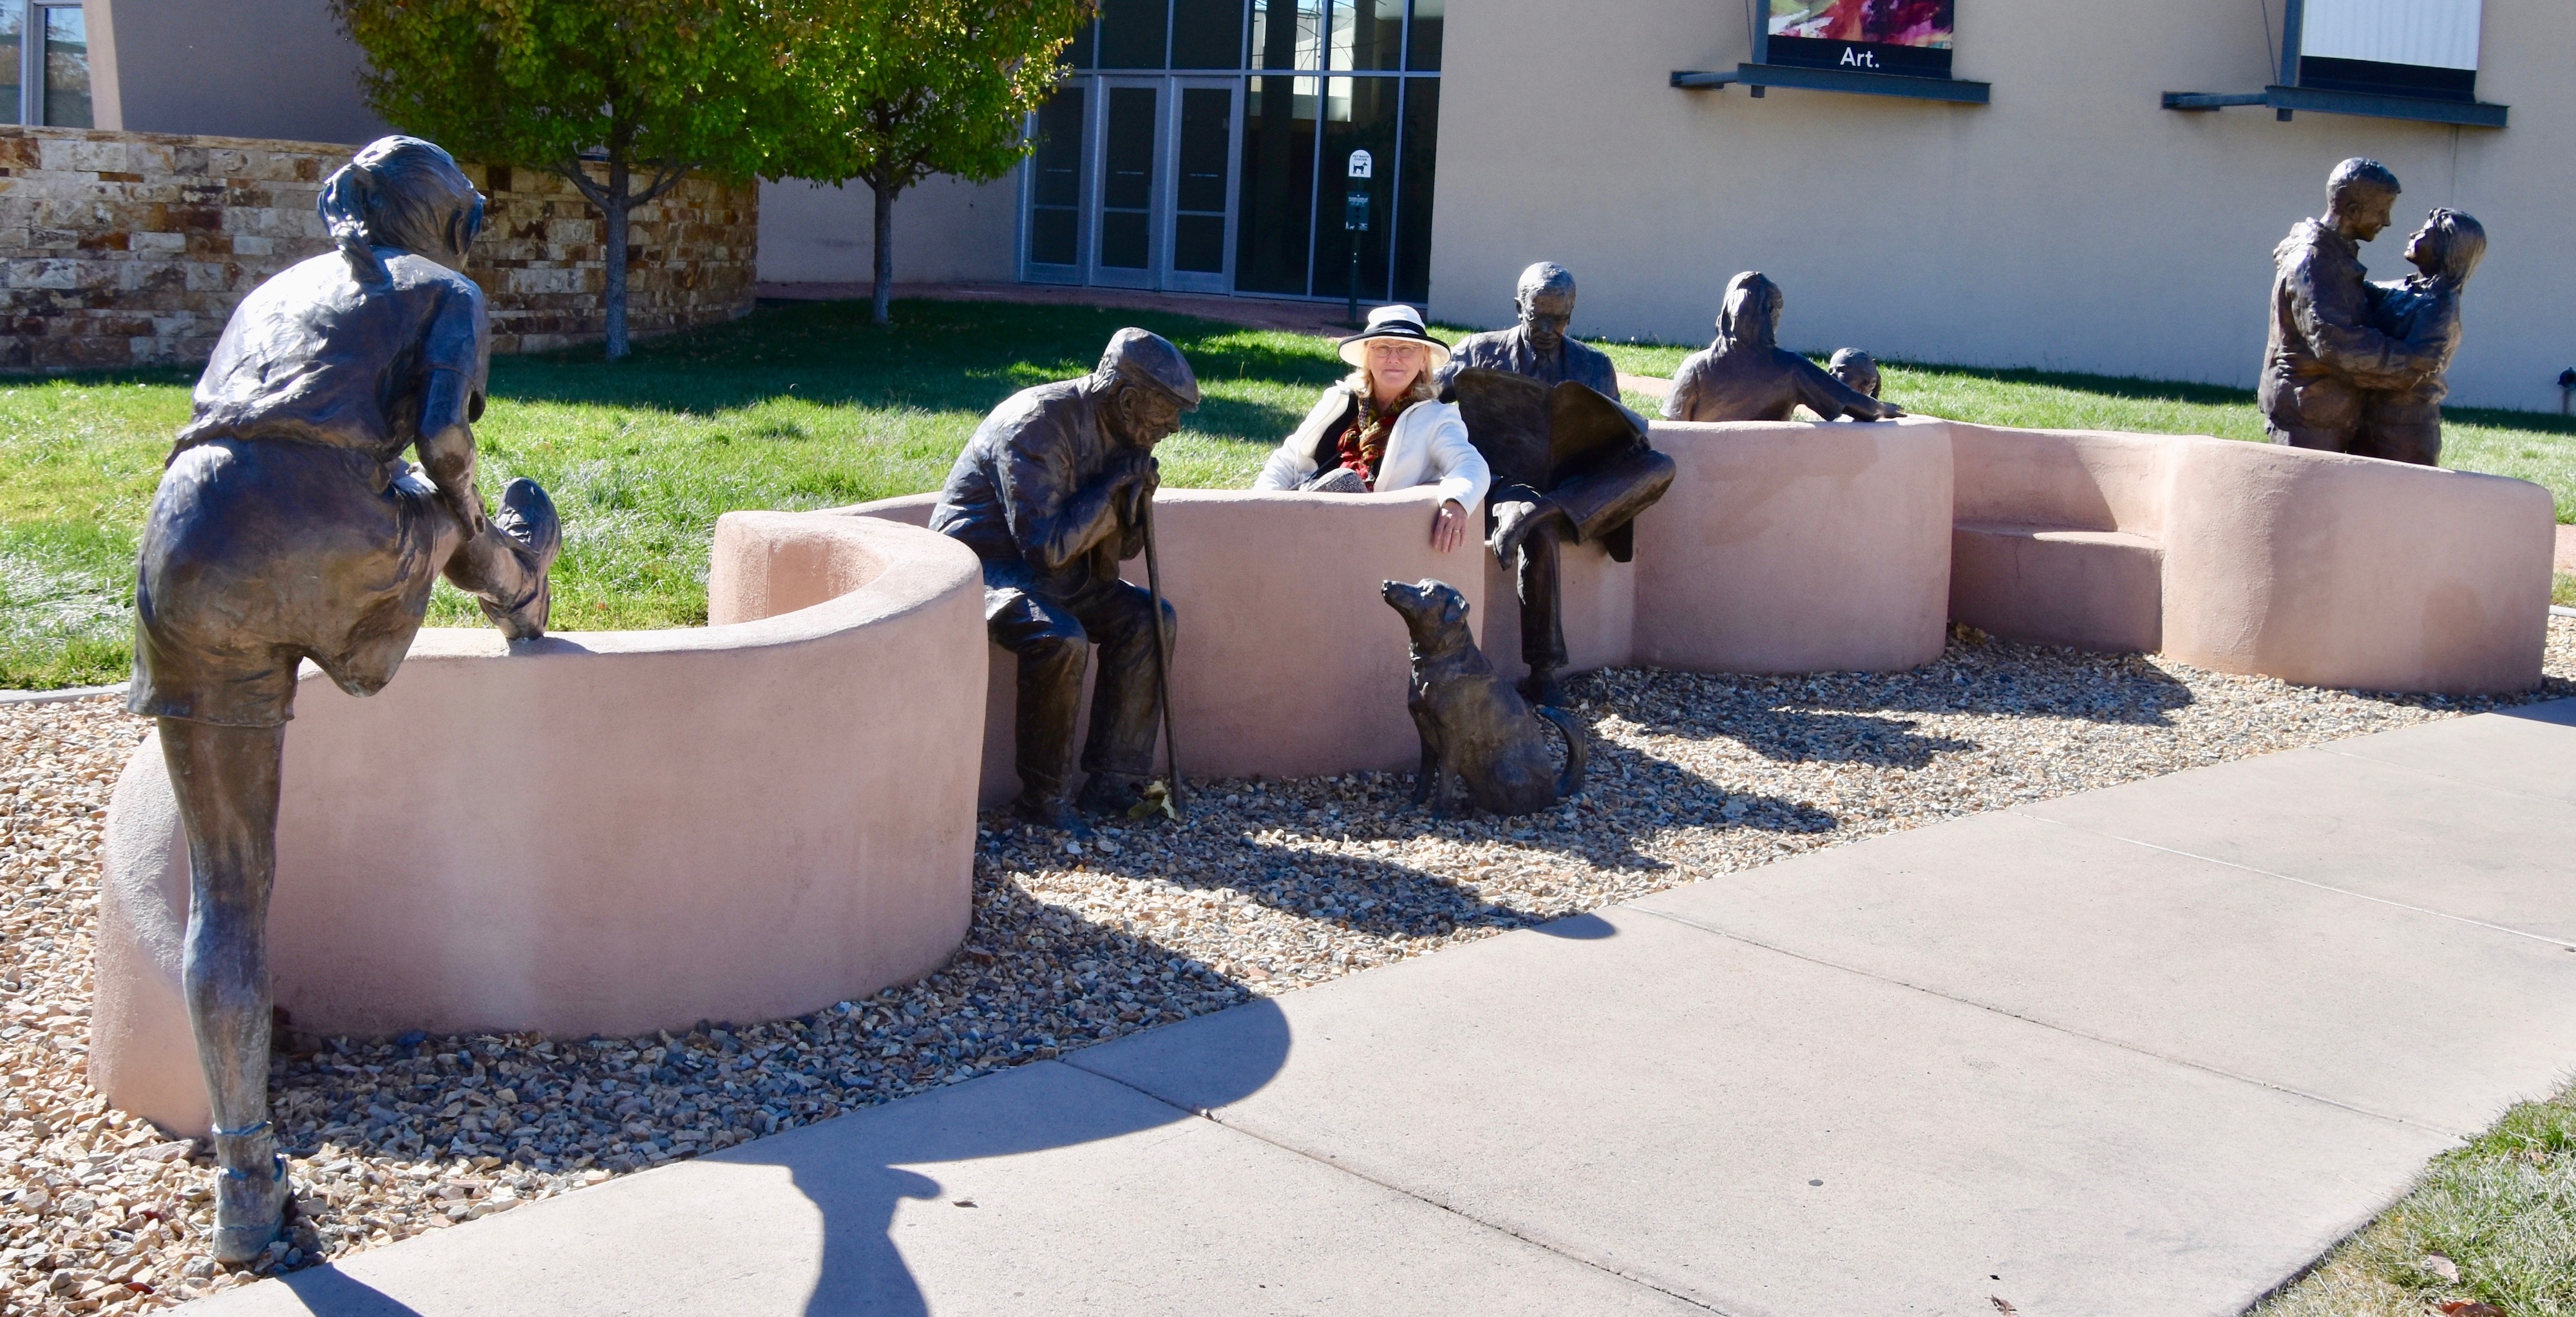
left=86, top=0, right=392, bottom=144
left=755, top=174, right=1019, bottom=287
left=1428, top=0, right=2574, bottom=412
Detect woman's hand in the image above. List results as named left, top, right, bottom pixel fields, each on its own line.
left=1430, top=499, right=1470, bottom=553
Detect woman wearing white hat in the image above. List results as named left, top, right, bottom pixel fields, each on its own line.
left=1253, top=304, right=1491, bottom=553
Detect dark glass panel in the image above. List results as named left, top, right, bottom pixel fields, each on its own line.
left=1028, top=84, right=1086, bottom=267
left=1394, top=77, right=1437, bottom=303
left=1173, top=215, right=1227, bottom=273
left=1099, top=85, right=1159, bottom=269
left=1066, top=19, right=1097, bottom=68
left=1314, top=77, right=1397, bottom=304
left=1235, top=75, right=1318, bottom=294
left=1251, top=0, right=1323, bottom=70
left=1334, top=0, right=1403, bottom=71
left=0, top=5, right=21, bottom=126
left=1100, top=211, right=1151, bottom=269
left=44, top=5, right=93, bottom=127
left=1098, top=0, right=1170, bottom=68
left=1406, top=0, right=1442, bottom=71
left=1173, top=85, right=1233, bottom=274
left=1175, top=86, right=1232, bottom=213
left=1171, top=0, right=1246, bottom=69
left=1031, top=209, right=1081, bottom=268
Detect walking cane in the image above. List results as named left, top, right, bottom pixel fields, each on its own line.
left=1140, top=494, right=1186, bottom=817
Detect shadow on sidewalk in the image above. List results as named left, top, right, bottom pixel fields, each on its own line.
left=746, top=1001, right=1293, bottom=1316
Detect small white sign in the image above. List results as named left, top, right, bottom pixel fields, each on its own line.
left=1347, top=149, right=1374, bottom=179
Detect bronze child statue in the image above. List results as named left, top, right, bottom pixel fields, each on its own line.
left=1662, top=272, right=1904, bottom=424
left=930, top=328, right=1194, bottom=835
left=1382, top=579, right=1586, bottom=816
left=131, top=135, right=559, bottom=1263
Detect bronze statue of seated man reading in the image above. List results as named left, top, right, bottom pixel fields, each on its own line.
left=1436, top=262, right=1674, bottom=706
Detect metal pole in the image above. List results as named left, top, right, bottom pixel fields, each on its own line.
left=1140, top=497, right=1184, bottom=816
left=1346, top=239, right=1361, bottom=327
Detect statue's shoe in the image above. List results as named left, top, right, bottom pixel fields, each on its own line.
left=480, top=477, right=561, bottom=641
left=1077, top=772, right=1155, bottom=820
left=1011, top=793, right=1094, bottom=840
left=212, top=1153, right=290, bottom=1265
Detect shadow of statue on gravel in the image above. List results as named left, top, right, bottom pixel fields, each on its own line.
left=1582, top=636, right=2201, bottom=769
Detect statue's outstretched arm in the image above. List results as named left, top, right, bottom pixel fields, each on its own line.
left=1791, top=355, right=1902, bottom=421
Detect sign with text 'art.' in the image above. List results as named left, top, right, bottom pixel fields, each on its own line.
left=1765, top=0, right=1955, bottom=79
left=2293, top=0, right=2482, bottom=102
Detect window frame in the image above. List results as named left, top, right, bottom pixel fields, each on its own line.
left=13, top=0, right=92, bottom=128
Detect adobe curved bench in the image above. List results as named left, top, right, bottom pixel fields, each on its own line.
left=91, top=515, right=988, bottom=1137
left=1949, top=422, right=2555, bottom=694
left=811, top=433, right=1957, bottom=805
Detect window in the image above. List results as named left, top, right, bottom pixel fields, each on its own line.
left=5, top=1, right=90, bottom=128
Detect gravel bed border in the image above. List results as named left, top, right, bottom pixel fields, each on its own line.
left=4, top=619, right=2571, bottom=1312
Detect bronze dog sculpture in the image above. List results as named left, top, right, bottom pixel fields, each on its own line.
left=1381, top=578, right=1587, bottom=815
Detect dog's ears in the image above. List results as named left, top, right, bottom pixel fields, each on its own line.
left=1440, top=590, right=1467, bottom=625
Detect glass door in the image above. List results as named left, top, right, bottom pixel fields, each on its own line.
left=1090, top=79, right=1163, bottom=290
left=1162, top=80, right=1240, bottom=294
left=1023, top=84, right=1090, bottom=284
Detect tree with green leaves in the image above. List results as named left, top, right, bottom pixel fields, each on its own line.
left=330, top=0, right=800, bottom=359
left=781, top=0, right=1091, bottom=325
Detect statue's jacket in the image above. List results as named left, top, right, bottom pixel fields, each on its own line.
left=929, top=379, right=1142, bottom=600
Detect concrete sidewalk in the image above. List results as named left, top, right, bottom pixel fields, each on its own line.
left=196, top=700, right=2576, bottom=1316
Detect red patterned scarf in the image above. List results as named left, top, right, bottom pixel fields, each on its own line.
left=1333, top=395, right=1412, bottom=489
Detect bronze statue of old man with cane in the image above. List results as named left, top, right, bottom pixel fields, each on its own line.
left=931, top=328, right=1194, bottom=835
left=131, top=136, right=560, bottom=1263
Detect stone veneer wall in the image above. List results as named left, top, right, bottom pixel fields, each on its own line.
left=0, top=126, right=758, bottom=371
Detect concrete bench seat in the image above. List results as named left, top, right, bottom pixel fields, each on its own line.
left=1951, top=521, right=2165, bottom=654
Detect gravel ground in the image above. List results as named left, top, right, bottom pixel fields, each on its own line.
left=5, top=618, right=2573, bottom=1312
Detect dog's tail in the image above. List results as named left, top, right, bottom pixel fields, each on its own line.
left=1535, top=705, right=1588, bottom=799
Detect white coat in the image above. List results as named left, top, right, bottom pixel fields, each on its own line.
left=1251, top=383, right=1492, bottom=511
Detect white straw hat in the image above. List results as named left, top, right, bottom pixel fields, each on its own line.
left=1336, top=304, right=1450, bottom=369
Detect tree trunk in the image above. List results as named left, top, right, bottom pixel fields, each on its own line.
left=603, top=150, right=632, bottom=361
left=869, top=175, right=897, bottom=327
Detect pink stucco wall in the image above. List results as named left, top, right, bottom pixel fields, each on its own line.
left=91, top=516, right=989, bottom=1137
left=819, top=489, right=1490, bottom=805
left=1632, top=417, right=1957, bottom=674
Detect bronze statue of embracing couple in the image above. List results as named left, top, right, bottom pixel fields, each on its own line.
left=2261, top=156, right=2486, bottom=467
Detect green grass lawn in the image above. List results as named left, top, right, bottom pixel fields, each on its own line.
left=5, top=297, right=2573, bottom=689
left=2257, top=1075, right=2576, bottom=1316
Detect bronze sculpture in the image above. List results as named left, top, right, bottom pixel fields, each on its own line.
left=1382, top=578, right=1587, bottom=816
left=2259, top=158, right=2442, bottom=453
left=1438, top=262, right=1621, bottom=397
left=1828, top=348, right=1883, bottom=401
left=129, top=136, right=560, bottom=1264
left=930, top=328, right=1193, bottom=835
left=1446, top=367, right=1674, bottom=708
left=1435, top=264, right=1672, bottom=706
left=1662, top=272, right=1906, bottom=424
left=2353, top=208, right=2486, bottom=466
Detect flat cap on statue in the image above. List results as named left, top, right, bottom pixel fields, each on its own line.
left=1099, top=328, right=1202, bottom=409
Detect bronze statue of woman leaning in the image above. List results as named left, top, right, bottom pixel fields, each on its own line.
left=129, top=136, right=560, bottom=1263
